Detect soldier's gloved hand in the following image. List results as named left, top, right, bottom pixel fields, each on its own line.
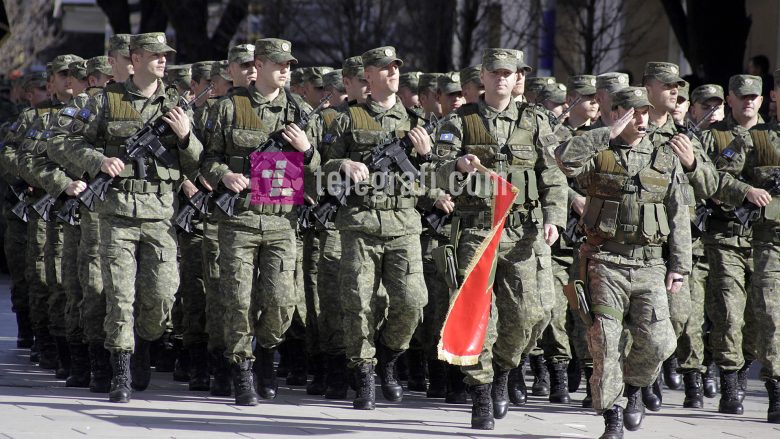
left=181, top=179, right=198, bottom=198
left=609, top=108, right=635, bottom=140
left=746, top=187, right=772, bottom=207
left=162, top=107, right=191, bottom=141
left=65, top=180, right=87, bottom=197
left=666, top=271, right=685, bottom=293
left=282, top=123, right=312, bottom=152
left=434, top=193, right=455, bottom=214
left=670, top=134, right=695, bottom=170
left=543, top=223, right=559, bottom=246
left=409, top=126, right=431, bottom=156
left=571, top=195, right=586, bottom=216
left=101, top=157, right=125, bottom=177
left=340, top=160, right=369, bottom=183
left=198, top=175, right=213, bottom=192
left=456, top=154, right=481, bottom=173
left=222, top=172, right=250, bottom=193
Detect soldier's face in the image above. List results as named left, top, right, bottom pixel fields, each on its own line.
left=256, top=59, right=291, bottom=89
left=304, top=83, right=328, bottom=108
left=512, top=70, right=526, bottom=97
left=597, top=93, right=614, bottom=123
left=542, top=100, right=565, bottom=117
left=727, top=92, right=762, bottom=120
left=419, top=89, right=442, bottom=116
left=25, top=86, right=48, bottom=106
left=365, top=62, right=400, bottom=97
left=396, top=86, right=418, bottom=108
left=672, top=97, right=689, bottom=124
left=481, top=68, right=516, bottom=98
left=88, top=73, right=112, bottom=88
left=53, top=71, right=73, bottom=99
left=691, top=98, right=724, bottom=128
left=67, top=75, right=88, bottom=96
left=614, top=105, right=649, bottom=141
left=132, top=50, right=167, bottom=79
left=645, top=78, right=678, bottom=112
left=344, top=76, right=369, bottom=103
left=569, top=93, right=599, bottom=120
left=210, top=76, right=232, bottom=97
left=109, top=54, right=133, bottom=82
left=229, top=61, right=257, bottom=88
left=190, top=78, right=212, bottom=99
left=438, top=91, right=465, bottom=115
left=461, top=82, right=484, bottom=104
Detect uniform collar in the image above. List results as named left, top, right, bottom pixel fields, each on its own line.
left=364, top=95, right=407, bottom=118
left=478, top=96, right=519, bottom=121
left=125, top=77, right=167, bottom=103
left=247, top=83, right=287, bottom=108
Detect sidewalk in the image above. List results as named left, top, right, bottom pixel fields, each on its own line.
left=0, top=275, right=778, bottom=438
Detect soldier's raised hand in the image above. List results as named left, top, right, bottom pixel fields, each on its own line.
left=282, top=123, right=312, bottom=152
left=408, top=126, right=431, bottom=156
left=609, top=108, right=635, bottom=140
left=162, top=107, right=191, bottom=140
left=669, top=134, right=695, bottom=170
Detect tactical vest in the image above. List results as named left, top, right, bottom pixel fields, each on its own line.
left=749, top=127, right=780, bottom=221
left=344, top=104, right=419, bottom=210
left=581, top=144, right=675, bottom=245
left=456, top=102, right=542, bottom=222
left=321, top=107, right=340, bottom=130
left=711, top=128, right=735, bottom=155
left=102, top=82, right=181, bottom=183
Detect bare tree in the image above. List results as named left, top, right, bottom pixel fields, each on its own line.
left=0, top=0, right=59, bottom=72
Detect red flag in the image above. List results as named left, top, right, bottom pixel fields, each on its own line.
left=438, top=172, right=519, bottom=366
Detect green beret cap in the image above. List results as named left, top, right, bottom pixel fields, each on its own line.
left=513, top=49, right=532, bottom=72
left=167, top=64, right=192, bottom=87
left=290, top=69, right=305, bottom=87
left=228, top=44, right=255, bottom=65
left=596, top=72, right=629, bottom=93
left=526, top=76, right=556, bottom=94
left=210, top=60, right=231, bottom=81
left=68, top=60, right=88, bottom=81
left=482, top=48, right=518, bottom=72
left=361, top=46, right=403, bottom=68
left=613, top=86, right=653, bottom=109
left=418, top=73, right=443, bottom=93
left=51, top=54, right=84, bottom=73
left=728, top=74, right=762, bottom=97
left=22, top=71, right=48, bottom=90
left=191, top=61, right=215, bottom=81
left=438, top=71, right=462, bottom=94
left=86, top=56, right=112, bottom=77
left=678, top=81, right=690, bottom=100
left=255, top=38, right=297, bottom=64
left=538, top=82, right=567, bottom=105
left=567, top=75, right=597, bottom=96
left=129, top=32, right=175, bottom=54
left=323, top=69, right=344, bottom=91
left=399, top=72, right=421, bottom=92
left=459, top=65, right=482, bottom=86
left=109, top=34, right=132, bottom=57
left=303, top=66, right=334, bottom=88
left=691, top=84, right=725, bottom=104
left=643, top=62, right=685, bottom=86
left=342, top=56, right=364, bottom=79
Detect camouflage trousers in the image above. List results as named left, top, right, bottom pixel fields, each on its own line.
left=584, top=254, right=676, bottom=413
left=100, top=214, right=179, bottom=352
left=25, top=217, right=49, bottom=333
left=459, top=223, right=553, bottom=385
left=417, top=233, right=451, bottom=361
left=61, top=222, right=83, bottom=343
left=674, top=252, right=708, bottom=372
left=317, top=229, right=344, bottom=355
left=281, top=235, right=307, bottom=343
left=751, top=225, right=780, bottom=380
left=566, top=244, right=592, bottom=368
left=541, top=250, right=573, bottom=363
left=340, top=231, right=426, bottom=367
left=302, top=229, right=320, bottom=354
left=4, top=212, right=28, bottom=315
left=178, top=224, right=207, bottom=347
left=201, top=219, right=223, bottom=353
left=218, top=224, right=296, bottom=364
left=704, top=239, right=757, bottom=371
left=44, top=221, right=65, bottom=337
left=79, top=209, right=105, bottom=343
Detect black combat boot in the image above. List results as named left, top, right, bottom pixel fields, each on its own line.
left=406, top=348, right=427, bottom=392
left=306, top=353, right=327, bottom=395
left=66, top=342, right=90, bottom=388
left=767, top=379, right=780, bottom=423
left=682, top=371, right=704, bottom=408
left=508, top=364, right=527, bottom=405
left=600, top=405, right=624, bottom=439
left=54, top=336, right=71, bottom=379
left=36, top=329, right=58, bottom=370
left=324, top=354, right=348, bottom=399
left=718, top=369, right=744, bottom=414
left=623, top=384, right=645, bottom=431
left=131, top=336, right=152, bottom=391
left=353, top=363, right=376, bottom=410
left=703, top=362, right=719, bottom=398
left=548, top=360, right=571, bottom=403
left=491, top=366, right=509, bottom=419
left=737, top=360, right=752, bottom=402
left=210, top=352, right=232, bottom=397
left=154, top=332, right=177, bottom=373
left=426, top=359, right=447, bottom=398
left=173, top=344, right=190, bottom=382
left=445, top=364, right=468, bottom=404
left=253, top=346, right=278, bottom=399
left=15, top=311, right=34, bottom=348
left=470, top=383, right=495, bottom=430
left=30, top=338, right=40, bottom=363
left=376, top=343, right=404, bottom=401
left=276, top=340, right=290, bottom=378
left=641, top=375, right=662, bottom=411
left=88, top=342, right=112, bottom=393
left=662, top=355, right=682, bottom=390
left=231, top=359, right=259, bottom=406
left=530, top=354, right=550, bottom=396
left=109, top=351, right=132, bottom=403
left=582, top=366, right=593, bottom=408
left=188, top=342, right=210, bottom=391
left=285, top=339, right=308, bottom=386
left=568, top=357, right=582, bottom=393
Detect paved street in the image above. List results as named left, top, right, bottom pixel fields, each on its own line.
left=0, top=276, right=778, bottom=438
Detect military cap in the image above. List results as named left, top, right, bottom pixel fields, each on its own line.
left=210, top=60, right=231, bottom=81
left=228, top=44, right=255, bottom=65
left=130, top=32, right=176, bottom=54
left=459, top=65, right=482, bottom=86
left=255, top=38, right=297, bottom=64
left=482, top=48, right=519, bottom=72
left=691, top=84, right=724, bottom=104
left=567, top=75, right=597, bottom=96
left=538, top=83, right=567, bottom=105
left=728, top=74, right=762, bottom=97
left=303, top=66, right=334, bottom=88
left=290, top=69, right=305, bottom=87
left=323, top=69, right=345, bottom=92
left=51, top=54, right=83, bottom=73
left=361, top=46, right=403, bottom=68
left=526, top=76, right=556, bottom=94
left=22, top=71, right=48, bottom=90
left=643, top=62, right=685, bottom=86
left=613, top=86, right=653, bottom=109
left=513, top=49, right=532, bottom=72
left=418, top=73, right=443, bottom=93
left=774, top=69, right=780, bottom=87
left=109, top=34, right=132, bottom=57
left=167, top=65, right=192, bottom=86
left=86, top=56, right=112, bottom=77
left=399, top=72, right=421, bottom=92
left=342, top=56, right=364, bottom=79
left=68, top=60, right=88, bottom=81
left=191, top=61, right=215, bottom=81
left=438, top=71, right=462, bottom=94
left=678, top=81, right=690, bottom=101
left=596, top=72, right=629, bottom=93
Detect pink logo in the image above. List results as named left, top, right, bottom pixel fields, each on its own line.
left=250, top=152, right=304, bottom=205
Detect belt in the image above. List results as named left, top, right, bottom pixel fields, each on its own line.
left=458, top=210, right=529, bottom=229
left=752, top=225, right=780, bottom=243
left=600, top=240, right=663, bottom=260
left=348, top=193, right=417, bottom=210
left=114, top=178, right=175, bottom=194
left=237, top=195, right=295, bottom=214
left=707, top=218, right=751, bottom=238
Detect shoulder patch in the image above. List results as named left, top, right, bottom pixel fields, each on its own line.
left=323, top=133, right=335, bottom=144
left=9, top=121, right=19, bottom=132
left=41, top=130, right=53, bottom=140
left=61, top=107, right=78, bottom=118
left=77, top=108, right=91, bottom=121
left=205, top=118, right=215, bottom=130
left=721, top=148, right=736, bottom=159
left=25, top=128, right=38, bottom=139
left=539, top=132, right=558, bottom=148
left=439, top=132, right=454, bottom=142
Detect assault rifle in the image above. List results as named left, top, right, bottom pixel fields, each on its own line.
left=173, top=184, right=212, bottom=233
left=733, top=170, right=780, bottom=228
left=9, top=183, right=30, bottom=222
